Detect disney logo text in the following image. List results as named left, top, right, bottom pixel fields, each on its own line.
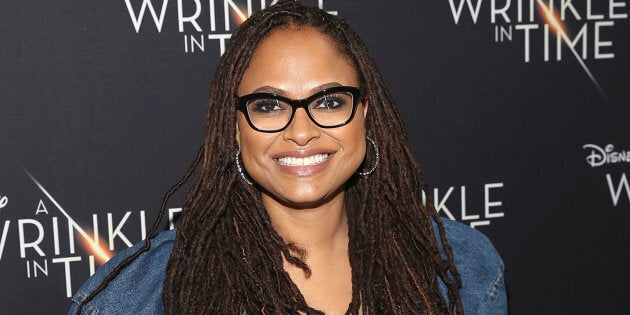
left=583, top=144, right=630, bottom=168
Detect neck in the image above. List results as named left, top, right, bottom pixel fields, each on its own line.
left=261, top=192, right=349, bottom=256
left=262, top=191, right=353, bottom=313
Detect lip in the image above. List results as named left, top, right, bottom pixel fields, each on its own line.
left=272, top=148, right=336, bottom=176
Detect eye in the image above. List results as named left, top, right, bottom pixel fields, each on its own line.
left=312, top=94, right=348, bottom=111
left=249, top=99, right=287, bottom=114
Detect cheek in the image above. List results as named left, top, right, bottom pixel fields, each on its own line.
left=334, top=121, right=367, bottom=160
left=236, top=114, right=267, bottom=155
left=239, top=130, right=262, bottom=156
left=237, top=123, right=275, bottom=166
left=349, top=117, right=368, bottom=163
left=348, top=112, right=367, bottom=142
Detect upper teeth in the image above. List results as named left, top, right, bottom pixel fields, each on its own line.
left=277, top=154, right=329, bottom=166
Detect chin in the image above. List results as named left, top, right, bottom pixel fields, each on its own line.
left=264, top=185, right=345, bottom=210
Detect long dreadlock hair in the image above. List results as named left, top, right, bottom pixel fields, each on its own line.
left=77, top=1, right=463, bottom=314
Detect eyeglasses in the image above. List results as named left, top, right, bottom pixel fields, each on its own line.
left=236, top=86, right=361, bottom=133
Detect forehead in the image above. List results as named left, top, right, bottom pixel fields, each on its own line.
left=237, top=27, right=358, bottom=97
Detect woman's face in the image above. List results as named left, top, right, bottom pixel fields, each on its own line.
left=236, top=27, right=368, bottom=208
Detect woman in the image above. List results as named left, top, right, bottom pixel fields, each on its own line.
left=69, top=1, right=506, bottom=314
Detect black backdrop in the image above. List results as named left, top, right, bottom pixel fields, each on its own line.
left=1, top=1, right=629, bottom=314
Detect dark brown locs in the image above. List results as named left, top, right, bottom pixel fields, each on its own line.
left=77, top=1, right=464, bottom=314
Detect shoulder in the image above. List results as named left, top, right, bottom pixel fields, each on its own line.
left=68, top=229, right=176, bottom=315
left=438, top=218, right=507, bottom=315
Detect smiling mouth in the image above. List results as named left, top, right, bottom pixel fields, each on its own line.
left=276, top=154, right=330, bottom=166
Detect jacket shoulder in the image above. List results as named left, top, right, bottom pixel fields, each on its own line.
left=68, top=229, right=175, bottom=315
left=439, top=218, right=507, bottom=314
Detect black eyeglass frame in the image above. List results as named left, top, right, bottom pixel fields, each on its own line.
left=236, top=86, right=362, bottom=133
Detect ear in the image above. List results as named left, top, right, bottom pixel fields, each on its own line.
left=235, top=121, right=241, bottom=149
left=362, top=100, right=369, bottom=117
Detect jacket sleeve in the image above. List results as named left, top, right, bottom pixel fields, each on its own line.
left=438, top=218, right=507, bottom=315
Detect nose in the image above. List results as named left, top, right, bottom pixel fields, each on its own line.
left=282, top=108, right=321, bottom=146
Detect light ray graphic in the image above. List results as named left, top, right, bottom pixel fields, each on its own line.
left=25, top=170, right=113, bottom=264
left=536, top=0, right=611, bottom=106
left=230, top=5, right=250, bottom=25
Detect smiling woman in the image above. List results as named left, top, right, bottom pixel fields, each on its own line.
left=68, top=1, right=506, bottom=314
left=236, top=27, right=367, bottom=211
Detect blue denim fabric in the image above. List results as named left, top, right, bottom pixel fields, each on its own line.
left=68, top=230, right=174, bottom=314
left=437, top=219, right=507, bottom=314
left=69, top=219, right=506, bottom=314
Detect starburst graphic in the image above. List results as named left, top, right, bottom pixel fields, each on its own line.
left=536, top=0, right=611, bottom=105
left=228, top=3, right=250, bottom=26
left=25, top=171, right=113, bottom=264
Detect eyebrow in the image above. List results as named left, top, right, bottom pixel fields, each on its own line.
left=250, top=82, right=343, bottom=96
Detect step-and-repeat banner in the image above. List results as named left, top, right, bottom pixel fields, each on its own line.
left=1, top=1, right=629, bottom=313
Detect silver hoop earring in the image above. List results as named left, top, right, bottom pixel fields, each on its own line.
left=358, top=136, right=379, bottom=176
left=235, top=149, right=253, bottom=185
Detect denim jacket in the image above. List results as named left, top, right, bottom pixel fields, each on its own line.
left=69, top=218, right=506, bottom=314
